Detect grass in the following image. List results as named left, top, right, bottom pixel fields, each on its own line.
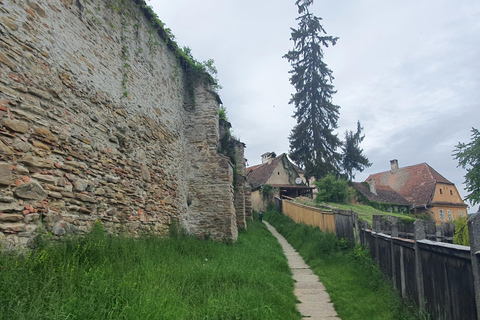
left=264, top=209, right=428, bottom=320
left=293, top=197, right=416, bottom=224
left=0, top=221, right=301, bottom=320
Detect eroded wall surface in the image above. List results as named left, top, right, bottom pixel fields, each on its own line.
left=0, top=0, right=243, bottom=249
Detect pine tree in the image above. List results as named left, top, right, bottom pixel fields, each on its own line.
left=284, top=0, right=341, bottom=181
left=342, top=121, right=372, bottom=181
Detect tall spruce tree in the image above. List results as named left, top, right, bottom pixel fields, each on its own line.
left=342, top=121, right=372, bottom=181
left=284, top=0, right=341, bottom=181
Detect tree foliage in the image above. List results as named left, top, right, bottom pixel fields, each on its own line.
left=314, top=175, right=354, bottom=204
left=342, top=121, right=372, bottom=181
left=453, top=127, right=480, bottom=206
left=453, top=216, right=470, bottom=246
left=285, top=0, right=341, bottom=181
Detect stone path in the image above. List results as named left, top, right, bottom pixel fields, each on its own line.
left=264, top=221, right=341, bottom=320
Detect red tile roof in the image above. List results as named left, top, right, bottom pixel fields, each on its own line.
left=353, top=182, right=410, bottom=206
left=366, top=163, right=453, bottom=208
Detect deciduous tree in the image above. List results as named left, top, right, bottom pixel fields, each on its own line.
left=453, top=127, right=480, bottom=206
left=285, top=0, right=341, bottom=180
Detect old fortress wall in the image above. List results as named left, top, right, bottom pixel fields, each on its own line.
left=0, top=0, right=250, bottom=249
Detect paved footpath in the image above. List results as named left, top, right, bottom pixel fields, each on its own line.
left=264, top=221, right=341, bottom=320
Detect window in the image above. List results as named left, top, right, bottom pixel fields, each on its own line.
left=439, top=189, right=443, bottom=195
left=459, top=211, right=463, bottom=218
left=450, top=190, right=453, bottom=195
left=447, top=210, right=453, bottom=221
left=439, top=209, right=445, bottom=221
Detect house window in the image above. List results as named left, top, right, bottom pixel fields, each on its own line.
left=459, top=211, right=463, bottom=218
left=450, top=190, right=453, bottom=195
left=439, top=189, right=443, bottom=195
left=439, top=209, right=445, bottom=221
left=447, top=210, right=453, bottom=221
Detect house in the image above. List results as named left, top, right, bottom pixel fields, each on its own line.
left=360, top=159, right=468, bottom=223
left=246, top=152, right=314, bottom=212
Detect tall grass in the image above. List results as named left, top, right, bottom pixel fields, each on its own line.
left=0, top=221, right=301, bottom=320
left=264, top=210, right=428, bottom=320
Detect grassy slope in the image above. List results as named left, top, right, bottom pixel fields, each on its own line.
left=0, top=221, right=301, bottom=320
left=294, top=197, right=415, bottom=224
left=264, top=210, right=426, bottom=320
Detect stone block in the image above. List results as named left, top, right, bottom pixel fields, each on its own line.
left=33, top=127, right=58, bottom=142
left=1, top=118, right=29, bottom=133
left=15, top=181, right=48, bottom=200
left=1, top=16, right=18, bottom=31
left=0, top=214, right=24, bottom=222
left=0, top=163, right=13, bottom=186
left=0, top=223, right=26, bottom=233
left=19, top=155, right=53, bottom=168
left=0, top=140, right=13, bottom=155
left=32, top=173, right=57, bottom=184
left=0, top=202, right=24, bottom=212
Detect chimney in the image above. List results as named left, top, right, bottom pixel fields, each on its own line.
left=390, top=159, right=399, bottom=171
left=261, top=152, right=276, bottom=164
left=368, top=178, right=377, bottom=195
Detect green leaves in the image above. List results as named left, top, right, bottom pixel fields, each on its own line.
left=453, top=127, right=480, bottom=206
left=314, top=175, right=354, bottom=204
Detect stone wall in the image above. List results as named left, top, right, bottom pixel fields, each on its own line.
left=0, top=0, right=247, bottom=249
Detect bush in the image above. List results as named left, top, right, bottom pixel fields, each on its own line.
left=315, top=175, right=354, bottom=204
left=454, top=216, right=470, bottom=246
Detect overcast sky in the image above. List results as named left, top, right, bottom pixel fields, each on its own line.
left=149, top=0, right=480, bottom=213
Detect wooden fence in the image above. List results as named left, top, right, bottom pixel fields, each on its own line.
left=280, top=199, right=357, bottom=244
left=277, top=198, right=480, bottom=320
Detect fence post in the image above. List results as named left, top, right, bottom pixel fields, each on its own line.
left=374, top=220, right=382, bottom=262
left=391, top=223, right=398, bottom=290
left=353, top=211, right=360, bottom=245
left=468, top=213, right=480, bottom=320
left=414, top=220, right=426, bottom=311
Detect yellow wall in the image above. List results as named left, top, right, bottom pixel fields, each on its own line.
left=431, top=205, right=467, bottom=223
left=251, top=189, right=280, bottom=213
left=433, top=183, right=465, bottom=204
left=429, top=183, right=467, bottom=223
left=251, top=190, right=264, bottom=212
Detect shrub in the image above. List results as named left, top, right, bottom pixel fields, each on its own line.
left=454, top=216, right=470, bottom=246
left=315, top=175, right=354, bottom=204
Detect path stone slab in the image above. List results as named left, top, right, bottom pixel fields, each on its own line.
left=264, top=221, right=342, bottom=320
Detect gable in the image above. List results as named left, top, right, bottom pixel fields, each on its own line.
left=246, top=154, right=301, bottom=189
left=266, top=160, right=298, bottom=186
